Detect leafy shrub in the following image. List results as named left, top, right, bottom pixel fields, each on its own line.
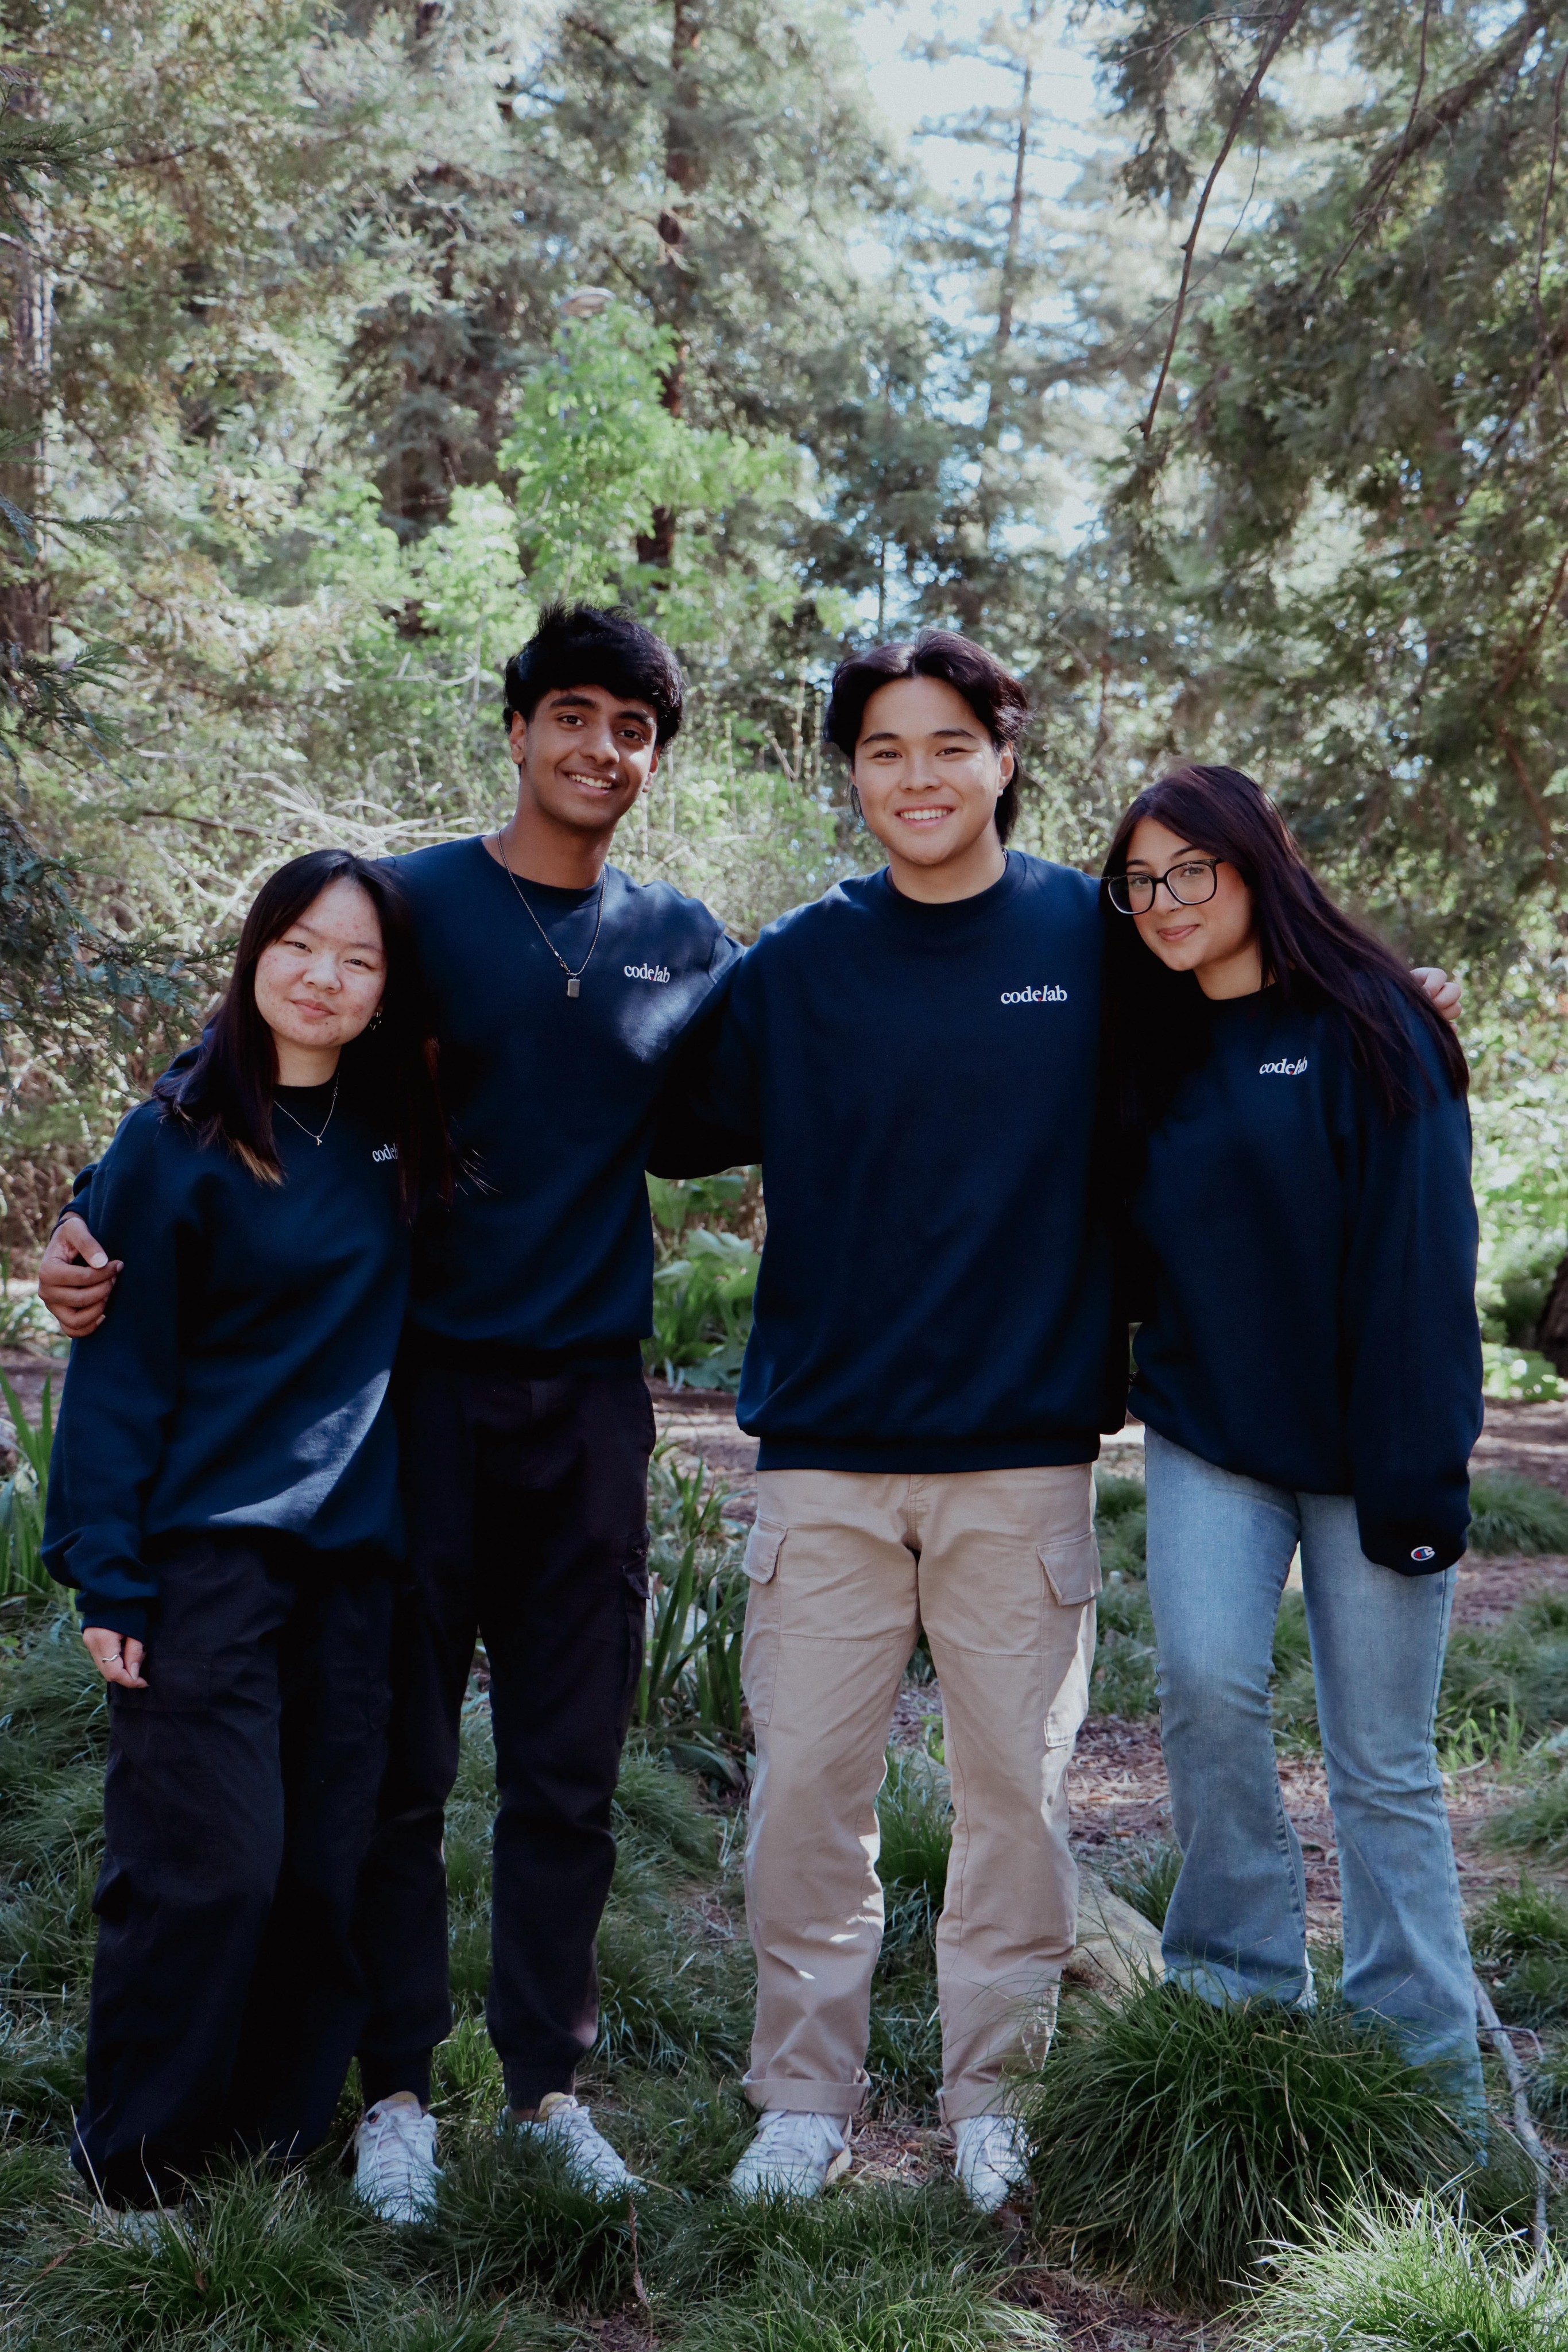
left=1480, top=1344, right=1564, bottom=1404
left=1240, top=2195, right=1568, bottom=2351
left=1102, top=1840, right=1182, bottom=1931
left=646, top=1227, right=758, bottom=1391
left=1467, top=1471, right=1568, bottom=1554
left=1020, top=1981, right=1526, bottom=2310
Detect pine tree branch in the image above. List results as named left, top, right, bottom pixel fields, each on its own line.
left=1138, top=0, right=1310, bottom=442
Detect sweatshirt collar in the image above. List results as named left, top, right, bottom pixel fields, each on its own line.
left=866, top=850, right=1026, bottom=930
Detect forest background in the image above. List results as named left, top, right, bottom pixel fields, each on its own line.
left=3, top=0, right=1567, bottom=1386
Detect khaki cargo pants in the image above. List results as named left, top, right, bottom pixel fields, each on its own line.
left=738, top=1463, right=1099, bottom=2123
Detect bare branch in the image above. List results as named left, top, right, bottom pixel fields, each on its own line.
left=1138, top=0, right=1310, bottom=442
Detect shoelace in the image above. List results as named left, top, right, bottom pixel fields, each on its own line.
left=751, top=2111, right=842, bottom=2161
left=363, top=2106, right=435, bottom=2184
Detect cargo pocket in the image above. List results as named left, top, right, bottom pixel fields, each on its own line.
left=1040, top=1530, right=1099, bottom=1750
left=1039, top=1529, right=1102, bottom=1607
left=740, top=1522, right=785, bottom=1732
left=106, top=1656, right=222, bottom=1862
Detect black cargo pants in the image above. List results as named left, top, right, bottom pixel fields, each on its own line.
left=353, top=1362, right=653, bottom=2111
left=75, top=1532, right=393, bottom=2205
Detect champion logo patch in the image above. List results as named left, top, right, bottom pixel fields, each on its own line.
left=1410, top=1544, right=1437, bottom=1562
left=1000, top=985, right=1068, bottom=1004
left=1259, top=1058, right=1308, bottom=1076
left=624, top=962, right=671, bottom=984
left=372, top=1144, right=399, bottom=1164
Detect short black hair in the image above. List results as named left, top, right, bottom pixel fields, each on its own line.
left=502, top=602, right=684, bottom=746
left=822, top=629, right=1031, bottom=843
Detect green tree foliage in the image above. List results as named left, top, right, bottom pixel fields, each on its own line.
left=1075, top=1, right=1568, bottom=958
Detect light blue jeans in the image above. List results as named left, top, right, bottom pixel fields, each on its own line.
left=1143, top=1430, right=1481, bottom=2092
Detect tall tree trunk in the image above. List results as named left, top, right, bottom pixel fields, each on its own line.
left=638, top=0, right=703, bottom=574
left=984, top=1, right=1038, bottom=448
left=0, top=73, right=52, bottom=656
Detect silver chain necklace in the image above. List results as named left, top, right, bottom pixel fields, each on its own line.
left=492, top=835, right=606, bottom=999
left=274, top=1077, right=339, bottom=1147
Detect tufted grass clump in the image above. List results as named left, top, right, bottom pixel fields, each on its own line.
left=1469, top=1876, right=1568, bottom=2025
left=1019, top=1979, right=1530, bottom=2311
left=1102, top=1839, right=1182, bottom=1932
left=1467, top=1472, right=1568, bottom=1557
left=6, top=2161, right=382, bottom=2350
left=1238, top=2195, right=1568, bottom=2351
left=1484, top=1755, right=1568, bottom=1864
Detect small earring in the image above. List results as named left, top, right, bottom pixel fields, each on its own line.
left=849, top=783, right=864, bottom=825
left=370, top=1007, right=384, bottom=1031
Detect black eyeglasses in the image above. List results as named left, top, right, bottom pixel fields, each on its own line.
left=1107, top=858, right=1221, bottom=916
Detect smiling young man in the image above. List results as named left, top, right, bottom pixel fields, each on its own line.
left=678, top=629, right=1464, bottom=2214
left=38, top=604, right=740, bottom=2219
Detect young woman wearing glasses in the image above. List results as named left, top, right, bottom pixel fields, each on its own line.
left=1102, top=764, right=1484, bottom=2109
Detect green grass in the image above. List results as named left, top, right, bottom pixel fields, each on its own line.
left=1469, top=1876, right=1568, bottom=2026
left=1090, top=1471, right=1157, bottom=1717
left=1467, top=1472, right=1568, bottom=1556
left=1101, top=1840, right=1181, bottom=1931
left=0, top=1482, right=1554, bottom=2345
left=1240, top=2195, right=1568, bottom=2350
left=1019, top=1979, right=1532, bottom=2311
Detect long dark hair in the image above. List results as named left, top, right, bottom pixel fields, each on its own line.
left=823, top=630, right=1030, bottom=844
left=155, top=850, right=448, bottom=1217
left=1102, top=765, right=1468, bottom=1135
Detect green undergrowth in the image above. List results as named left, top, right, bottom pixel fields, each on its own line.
left=1, top=1567, right=1555, bottom=2345
left=1240, top=2196, right=1568, bottom=2351
left=1019, top=1978, right=1535, bottom=2311
left=0, top=1593, right=1043, bottom=2347
left=1089, top=1471, right=1157, bottom=1717
left=1468, top=1472, right=1568, bottom=1557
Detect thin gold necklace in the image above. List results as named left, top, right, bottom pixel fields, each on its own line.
left=492, top=835, right=606, bottom=999
left=274, top=1077, right=338, bottom=1146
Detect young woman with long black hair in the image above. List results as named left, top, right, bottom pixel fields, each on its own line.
left=44, top=849, right=447, bottom=2210
left=1102, top=765, right=1484, bottom=2105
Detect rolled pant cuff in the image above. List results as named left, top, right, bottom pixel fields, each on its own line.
left=743, top=2074, right=868, bottom=2118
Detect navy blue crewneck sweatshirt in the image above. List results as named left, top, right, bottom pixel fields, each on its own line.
left=392, top=839, right=738, bottom=1367
left=44, top=1085, right=411, bottom=1637
left=1129, top=984, right=1482, bottom=1572
left=686, top=854, right=1122, bottom=1470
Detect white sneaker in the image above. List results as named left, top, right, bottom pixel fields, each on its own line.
left=729, top=2109, right=852, bottom=2199
left=92, top=2203, right=183, bottom=2247
left=354, top=2093, right=441, bottom=2224
left=506, top=2092, right=642, bottom=2195
left=953, top=2111, right=1031, bottom=2214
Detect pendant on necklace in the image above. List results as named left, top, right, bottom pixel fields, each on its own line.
left=567, top=977, right=580, bottom=999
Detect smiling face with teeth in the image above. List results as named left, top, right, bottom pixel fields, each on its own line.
left=851, top=675, right=1015, bottom=905
left=505, top=683, right=661, bottom=853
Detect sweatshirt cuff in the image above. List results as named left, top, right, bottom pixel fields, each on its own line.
left=76, top=1595, right=150, bottom=1641
left=1356, top=1515, right=1465, bottom=1576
